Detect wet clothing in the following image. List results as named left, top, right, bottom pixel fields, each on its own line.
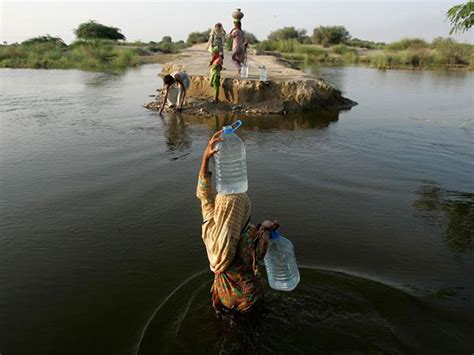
left=230, top=28, right=246, bottom=71
left=196, top=173, right=267, bottom=312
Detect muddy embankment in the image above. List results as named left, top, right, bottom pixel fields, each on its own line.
left=144, top=49, right=357, bottom=116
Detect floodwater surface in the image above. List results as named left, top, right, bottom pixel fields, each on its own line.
left=0, top=65, right=473, bottom=354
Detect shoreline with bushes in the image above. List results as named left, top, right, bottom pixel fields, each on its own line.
left=0, top=36, right=187, bottom=73
left=1, top=22, right=472, bottom=73
left=255, top=37, right=473, bottom=71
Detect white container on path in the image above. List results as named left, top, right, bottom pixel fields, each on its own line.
left=259, top=65, right=268, bottom=81
left=241, top=63, right=249, bottom=78
left=215, top=120, right=248, bottom=195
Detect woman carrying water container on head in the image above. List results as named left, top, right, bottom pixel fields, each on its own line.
left=196, top=121, right=300, bottom=313
left=158, top=71, right=190, bottom=114
left=229, top=21, right=247, bottom=76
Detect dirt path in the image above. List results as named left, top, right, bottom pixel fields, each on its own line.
left=169, top=43, right=314, bottom=81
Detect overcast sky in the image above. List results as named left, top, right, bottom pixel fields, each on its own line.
left=1, top=0, right=473, bottom=44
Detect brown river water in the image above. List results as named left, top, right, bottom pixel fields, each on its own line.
left=0, top=65, right=473, bottom=354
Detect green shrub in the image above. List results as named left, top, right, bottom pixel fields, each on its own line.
left=0, top=45, right=28, bottom=61
left=431, top=37, right=472, bottom=65
left=331, top=44, right=357, bottom=55
left=312, top=26, right=351, bottom=46
left=74, top=20, right=125, bottom=40
left=187, top=29, right=211, bottom=45
left=245, top=32, right=259, bottom=44
left=386, top=38, right=428, bottom=51
left=21, top=35, right=66, bottom=47
left=148, top=40, right=187, bottom=54
left=300, top=45, right=327, bottom=57
left=268, top=27, right=307, bottom=42
left=226, top=37, right=233, bottom=51
left=346, top=38, right=385, bottom=49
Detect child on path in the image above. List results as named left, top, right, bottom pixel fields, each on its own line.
left=209, top=47, right=223, bottom=103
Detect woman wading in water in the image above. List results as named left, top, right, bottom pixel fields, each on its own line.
left=197, top=131, right=278, bottom=312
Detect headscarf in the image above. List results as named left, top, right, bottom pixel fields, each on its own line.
left=201, top=193, right=251, bottom=273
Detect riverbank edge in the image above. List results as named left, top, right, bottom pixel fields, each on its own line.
left=255, top=48, right=473, bottom=72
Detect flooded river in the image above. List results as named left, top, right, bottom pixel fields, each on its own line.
left=0, top=65, right=473, bottom=354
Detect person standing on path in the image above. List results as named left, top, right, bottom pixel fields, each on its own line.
left=206, top=23, right=227, bottom=60
left=209, top=47, right=223, bottom=103
left=229, top=21, right=246, bottom=75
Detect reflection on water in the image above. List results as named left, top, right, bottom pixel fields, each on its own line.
left=138, top=268, right=473, bottom=354
left=161, top=114, right=192, bottom=152
left=414, top=182, right=473, bottom=253
left=83, top=72, right=121, bottom=87
left=179, top=110, right=340, bottom=132
left=305, top=64, right=473, bottom=95
left=156, top=110, right=340, bottom=158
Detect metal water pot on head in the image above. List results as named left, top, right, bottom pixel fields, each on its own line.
left=232, top=8, right=244, bottom=20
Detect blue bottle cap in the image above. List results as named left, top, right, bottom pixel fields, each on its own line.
left=223, top=120, right=243, bottom=134
left=270, top=229, right=281, bottom=239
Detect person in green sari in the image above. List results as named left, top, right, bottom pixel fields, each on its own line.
left=209, top=47, right=223, bottom=103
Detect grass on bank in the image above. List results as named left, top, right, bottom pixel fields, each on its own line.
left=0, top=37, right=187, bottom=72
left=255, top=37, right=474, bottom=70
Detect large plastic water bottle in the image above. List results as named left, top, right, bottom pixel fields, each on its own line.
left=214, top=120, right=248, bottom=195
left=240, top=63, right=249, bottom=78
left=264, top=229, right=300, bottom=291
left=259, top=65, right=268, bottom=81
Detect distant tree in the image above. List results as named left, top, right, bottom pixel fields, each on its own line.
left=312, top=26, right=351, bottom=47
left=161, top=36, right=172, bottom=43
left=21, top=35, right=66, bottom=47
left=446, top=1, right=474, bottom=34
left=74, top=21, right=126, bottom=40
left=186, top=29, right=211, bottom=45
left=245, top=32, right=259, bottom=44
left=267, top=26, right=307, bottom=42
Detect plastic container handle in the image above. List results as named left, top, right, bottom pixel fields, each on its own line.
left=223, top=120, right=243, bottom=134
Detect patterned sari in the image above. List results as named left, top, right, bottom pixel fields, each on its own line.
left=196, top=173, right=267, bottom=312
